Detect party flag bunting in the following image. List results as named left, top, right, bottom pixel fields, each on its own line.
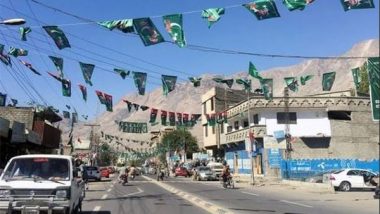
left=169, top=112, right=176, bottom=126
left=149, top=108, right=158, bottom=123
left=243, top=0, right=280, bottom=20
left=163, top=14, right=186, bottom=48
left=47, top=72, right=63, bottom=82
left=260, top=78, right=274, bottom=100
left=62, top=78, right=71, bottom=97
left=79, top=62, right=95, bottom=86
left=124, top=100, right=133, bottom=112
left=104, top=93, right=113, bottom=112
left=133, top=72, right=147, bottom=95
left=66, top=105, right=71, bottom=110
left=133, top=18, right=165, bottom=46
left=19, top=60, right=41, bottom=75
left=133, top=103, right=140, bottom=111
left=212, top=77, right=234, bottom=88
left=300, top=75, right=313, bottom=85
left=95, top=90, right=106, bottom=104
left=162, top=75, right=177, bottom=96
left=8, top=47, right=28, bottom=57
left=249, top=62, right=263, bottom=80
left=140, top=105, right=149, bottom=111
left=20, top=27, right=31, bottom=41
left=322, top=72, right=336, bottom=91
left=341, top=0, right=375, bottom=11
left=114, top=68, right=129, bottom=79
left=43, top=26, right=71, bottom=49
left=367, top=57, right=380, bottom=121
left=177, top=113, right=183, bottom=125
left=78, top=84, right=87, bottom=101
left=183, top=113, right=189, bottom=126
left=161, top=110, right=168, bottom=126
left=283, top=0, right=315, bottom=11
left=284, top=77, right=299, bottom=92
left=189, top=77, right=202, bottom=87
left=236, top=78, right=252, bottom=92
left=49, top=56, right=64, bottom=77
left=201, top=8, right=225, bottom=28
left=98, top=19, right=134, bottom=33
left=0, top=44, right=11, bottom=66
left=206, top=114, right=216, bottom=126
left=63, top=111, right=70, bottom=119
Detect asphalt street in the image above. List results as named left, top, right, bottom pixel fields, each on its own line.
left=81, top=175, right=208, bottom=214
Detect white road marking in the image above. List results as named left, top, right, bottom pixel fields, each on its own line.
left=107, top=188, right=112, bottom=192
left=280, top=200, right=313, bottom=208
left=241, top=191, right=259, bottom=196
left=123, top=187, right=144, bottom=197
left=93, top=206, right=101, bottom=212
left=101, top=194, right=108, bottom=199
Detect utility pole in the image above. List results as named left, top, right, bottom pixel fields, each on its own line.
left=84, top=123, right=100, bottom=166
left=247, top=90, right=255, bottom=185
left=284, top=87, right=291, bottom=160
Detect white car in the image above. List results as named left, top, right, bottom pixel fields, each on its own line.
left=329, top=168, right=379, bottom=191
left=82, top=166, right=101, bottom=181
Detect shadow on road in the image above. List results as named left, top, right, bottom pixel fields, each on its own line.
left=230, top=207, right=276, bottom=212
left=81, top=211, right=111, bottom=214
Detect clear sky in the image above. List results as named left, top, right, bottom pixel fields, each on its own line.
left=0, top=0, right=379, bottom=120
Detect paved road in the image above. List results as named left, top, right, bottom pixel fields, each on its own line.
left=143, top=174, right=379, bottom=214
left=81, top=175, right=209, bottom=214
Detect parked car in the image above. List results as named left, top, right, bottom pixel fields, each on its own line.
left=207, top=162, right=224, bottom=179
left=194, top=166, right=215, bottom=181
left=100, top=167, right=110, bottom=178
left=107, top=166, right=116, bottom=174
left=82, top=166, right=101, bottom=181
left=182, top=163, right=194, bottom=176
left=329, top=168, right=379, bottom=191
left=305, top=170, right=339, bottom=183
left=175, top=167, right=189, bottom=177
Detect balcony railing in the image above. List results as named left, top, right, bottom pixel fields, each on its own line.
left=225, top=125, right=266, bottom=144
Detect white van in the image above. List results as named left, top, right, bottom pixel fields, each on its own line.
left=207, top=162, right=224, bottom=179
left=0, top=154, right=85, bottom=213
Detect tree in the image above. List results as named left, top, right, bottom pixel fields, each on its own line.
left=357, top=62, right=370, bottom=96
left=157, top=129, right=199, bottom=163
left=98, top=143, right=115, bottom=166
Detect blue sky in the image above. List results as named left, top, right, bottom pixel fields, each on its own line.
left=0, top=0, right=379, bottom=120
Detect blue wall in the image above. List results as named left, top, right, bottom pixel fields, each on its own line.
left=224, top=142, right=264, bottom=175
left=281, top=158, right=380, bottom=180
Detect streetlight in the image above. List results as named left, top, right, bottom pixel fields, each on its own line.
left=0, top=18, right=26, bottom=25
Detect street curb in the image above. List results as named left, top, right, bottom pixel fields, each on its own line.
left=281, top=180, right=335, bottom=193
left=141, top=175, right=233, bottom=214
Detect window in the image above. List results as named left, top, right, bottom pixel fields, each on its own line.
left=234, top=121, right=239, bottom=130
left=328, top=111, right=351, bottom=120
left=204, top=125, right=208, bottom=137
left=210, top=97, right=214, bottom=111
left=220, top=122, right=224, bottom=134
left=243, top=120, right=249, bottom=128
left=253, top=114, right=259, bottom=125
left=203, top=103, right=207, bottom=114
left=277, top=112, right=297, bottom=124
left=347, top=170, right=360, bottom=176
left=212, top=126, right=215, bottom=134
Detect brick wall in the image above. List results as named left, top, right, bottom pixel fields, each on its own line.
left=0, top=107, right=34, bottom=130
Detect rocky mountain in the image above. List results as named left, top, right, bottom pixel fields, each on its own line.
left=61, top=39, right=379, bottom=151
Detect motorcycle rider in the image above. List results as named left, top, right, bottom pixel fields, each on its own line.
left=119, top=167, right=129, bottom=184
left=129, top=164, right=137, bottom=180
left=221, top=164, right=231, bottom=186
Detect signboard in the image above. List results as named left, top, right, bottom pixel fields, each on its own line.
left=368, top=57, right=379, bottom=121
left=0, top=117, right=10, bottom=138
left=263, top=136, right=286, bottom=149
left=119, top=122, right=148, bottom=133
left=273, top=130, right=285, bottom=140
left=11, top=121, right=26, bottom=143
left=268, top=148, right=282, bottom=168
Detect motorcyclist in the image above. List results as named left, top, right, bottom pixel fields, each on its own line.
left=157, top=164, right=165, bottom=181
left=119, top=167, right=129, bottom=184
left=129, top=164, right=137, bottom=180
left=221, top=164, right=231, bottom=184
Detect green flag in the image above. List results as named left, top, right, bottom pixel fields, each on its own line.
left=8, top=47, right=28, bottom=57
left=79, top=62, right=95, bottom=86
left=43, top=26, right=71, bottom=49
left=284, top=77, right=299, bottom=92
left=213, top=78, right=234, bottom=88
left=95, top=90, right=106, bottom=104
left=104, top=93, right=113, bottom=112
left=133, top=103, right=140, bottom=111
left=78, top=84, right=87, bottom=101
left=161, top=110, right=168, bottom=126
left=283, top=0, right=315, bottom=11
left=20, top=27, right=31, bottom=41
left=177, top=113, right=183, bottom=126
left=169, top=112, right=176, bottom=126
left=236, top=78, right=252, bottom=92
left=189, top=77, right=202, bottom=87
left=162, top=75, right=177, bottom=96
left=260, top=78, right=273, bottom=100
left=133, top=18, right=165, bottom=46
left=206, top=114, right=216, bottom=126
left=300, top=75, right=313, bottom=85
left=133, top=72, right=147, bottom=95
left=49, top=56, right=64, bottom=77
left=63, top=111, right=70, bottom=119
left=163, top=14, right=186, bottom=48
left=114, top=68, right=130, bottom=79
left=243, top=0, right=280, bottom=20
left=351, top=67, right=361, bottom=90
left=62, top=78, right=71, bottom=97
left=249, top=62, right=263, bottom=80
left=140, top=105, right=149, bottom=111
left=341, top=0, right=375, bottom=11
left=123, top=100, right=133, bottom=112
left=98, top=19, right=134, bottom=33
left=149, top=109, right=158, bottom=123
left=0, top=44, right=11, bottom=66
left=201, top=8, right=225, bottom=28
left=367, top=57, right=379, bottom=121
left=322, top=72, right=336, bottom=91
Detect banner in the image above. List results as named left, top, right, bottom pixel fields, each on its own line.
left=162, top=75, right=177, bottom=95
left=119, top=122, right=148, bottom=133
left=367, top=57, right=379, bottom=121
left=133, top=17, right=165, bottom=46
left=43, top=26, right=71, bottom=49
left=133, top=72, right=147, bottom=95
left=163, top=14, right=186, bottom=47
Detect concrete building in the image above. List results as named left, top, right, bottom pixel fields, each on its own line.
left=201, top=87, right=379, bottom=180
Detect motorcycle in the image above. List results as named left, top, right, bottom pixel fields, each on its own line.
left=221, top=175, right=234, bottom=189
left=119, top=174, right=128, bottom=185
left=157, top=170, right=165, bottom=181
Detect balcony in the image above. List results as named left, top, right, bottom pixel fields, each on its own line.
left=225, top=125, right=266, bottom=144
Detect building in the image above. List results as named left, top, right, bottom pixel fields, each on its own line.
left=202, top=87, right=379, bottom=180
left=0, top=106, right=62, bottom=168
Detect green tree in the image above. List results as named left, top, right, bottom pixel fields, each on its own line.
left=99, top=143, right=115, bottom=166
left=357, top=62, right=370, bottom=96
